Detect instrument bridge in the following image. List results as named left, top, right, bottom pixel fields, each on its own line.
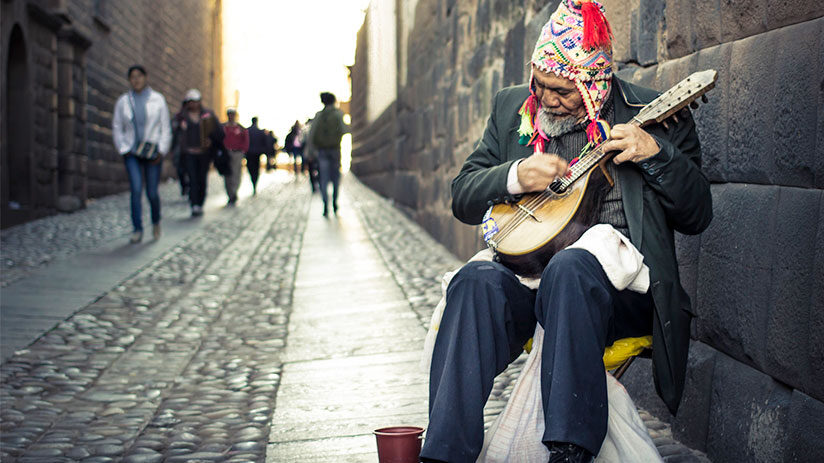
left=516, top=204, right=541, bottom=222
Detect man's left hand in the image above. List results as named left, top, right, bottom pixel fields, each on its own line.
left=601, top=123, right=660, bottom=164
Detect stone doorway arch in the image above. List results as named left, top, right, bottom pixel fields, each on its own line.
left=2, top=24, right=33, bottom=228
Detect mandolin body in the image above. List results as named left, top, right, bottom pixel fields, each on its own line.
left=488, top=166, right=611, bottom=277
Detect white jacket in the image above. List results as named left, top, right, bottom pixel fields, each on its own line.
left=112, top=88, right=172, bottom=156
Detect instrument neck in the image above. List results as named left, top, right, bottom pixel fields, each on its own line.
left=555, top=117, right=643, bottom=190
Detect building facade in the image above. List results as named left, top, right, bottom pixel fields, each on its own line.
left=350, top=0, right=824, bottom=461
left=1, top=0, right=222, bottom=228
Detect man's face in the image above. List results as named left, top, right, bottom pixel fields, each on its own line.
left=186, top=100, right=201, bottom=112
left=129, top=70, right=147, bottom=92
left=227, top=112, right=237, bottom=123
left=532, top=66, right=585, bottom=121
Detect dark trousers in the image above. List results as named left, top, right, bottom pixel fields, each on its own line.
left=289, top=147, right=303, bottom=175
left=305, top=157, right=319, bottom=192
left=317, top=149, right=340, bottom=210
left=185, top=154, right=211, bottom=207
left=123, top=154, right=161, bottom=231
left=421, top=249, right=654, bottom=462
left=245, top=153, right=261, bottom=192
left=175, top=152, right=190, bottom=194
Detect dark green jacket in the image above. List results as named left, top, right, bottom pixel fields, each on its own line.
left=451, top=77, right=713, bottom=414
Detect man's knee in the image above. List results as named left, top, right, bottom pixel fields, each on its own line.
left=451, top=261, right=513, bottom=289
left=541, top=248, right=600, bottom=283
left=446, top=261, right=517, bottom=323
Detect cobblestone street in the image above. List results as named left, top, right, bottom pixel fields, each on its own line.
left=1, top=171, right=709, bottom=462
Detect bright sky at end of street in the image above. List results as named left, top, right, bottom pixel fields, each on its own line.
left=222, top=0, right=369, bottom=139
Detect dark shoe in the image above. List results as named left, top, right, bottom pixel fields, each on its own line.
left=547, top=442, right=594, bottom=463
left=333, top=202, right=339, bottom=214
left=322, top=205, right=328, bottom=217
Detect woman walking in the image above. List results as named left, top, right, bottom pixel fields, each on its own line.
left=112, top=65, right=172, bottom=243
left=172, top=89, right=223, bottom=216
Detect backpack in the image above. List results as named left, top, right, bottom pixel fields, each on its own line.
left=311, top=107, right=343, bottom=149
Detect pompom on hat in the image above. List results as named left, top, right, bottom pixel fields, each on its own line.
left=519, top=0, right=614, bottom=148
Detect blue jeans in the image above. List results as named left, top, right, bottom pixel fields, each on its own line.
left=317, top=148, right=340, bottom=211
left=124, top=154, right=161, bottom=231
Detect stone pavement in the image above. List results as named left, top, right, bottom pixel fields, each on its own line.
left=0, top=171, right=283, bottom=361
left=0, top=171, right=710, bottom=462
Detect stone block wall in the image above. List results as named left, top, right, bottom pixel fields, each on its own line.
left=66, top=0, right=223, bottom=198
left=350, top=1, right=824, bottom=460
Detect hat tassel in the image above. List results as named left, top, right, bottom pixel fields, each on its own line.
left=581, top=0, right=612, bottom=50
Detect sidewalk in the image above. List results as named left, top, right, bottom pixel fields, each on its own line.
left=266, top=191, right=428, bottom=461
left=0, top=173, right=710, bottom=462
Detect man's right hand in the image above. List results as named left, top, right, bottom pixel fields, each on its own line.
left=516, top=152, right=569, bottom=192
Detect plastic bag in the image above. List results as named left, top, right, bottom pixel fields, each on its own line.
left=477, top=325, right=662, bottom=463
left=602, top=335, right=652, bottom=370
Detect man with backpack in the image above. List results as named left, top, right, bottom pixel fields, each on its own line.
left=309, top=92, right=349, bottom=217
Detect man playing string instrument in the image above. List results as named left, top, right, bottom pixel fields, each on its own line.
left=421, top=1, right=713, bottom=462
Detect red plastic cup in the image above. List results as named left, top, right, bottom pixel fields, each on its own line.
left=373, top=426, right=425, bottom=463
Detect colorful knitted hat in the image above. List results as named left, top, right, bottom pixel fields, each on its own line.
left=519, top=0, right=614, bottom=148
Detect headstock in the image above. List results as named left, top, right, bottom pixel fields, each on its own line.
left=633, top=69, right=718, bottom=127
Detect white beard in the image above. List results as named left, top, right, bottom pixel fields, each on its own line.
left=537, top=108, right=579, bottom=138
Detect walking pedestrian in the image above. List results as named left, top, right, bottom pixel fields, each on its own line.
left=222, top=108, right=248, bottom=205
left=284, top=120, right=304, bottom=177
left=172, top=99, right=190, bottom=198
left=303, top=118, right=319, bottom=193
left=112, top=65, right=172, bottom=243
left=172, top=89, right=223, bottom=216
left=309, top=92, right=349, bottom=216
left=265, top=130, right=278, bottom=172
left=246, top=117, right=267, bottom=195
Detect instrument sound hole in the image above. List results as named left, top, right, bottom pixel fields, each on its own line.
left=548, top=179, right=566, bottom=194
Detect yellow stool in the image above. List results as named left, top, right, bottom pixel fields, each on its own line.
left=523, top=335, right=652, bottom=380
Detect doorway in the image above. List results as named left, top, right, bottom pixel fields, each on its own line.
left=2, top=25, right=33, bottom=228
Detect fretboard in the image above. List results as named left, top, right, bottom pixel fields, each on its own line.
left=549, top=117, right=643, bottom=193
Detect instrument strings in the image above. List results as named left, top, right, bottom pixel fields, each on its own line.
left=491, top=143, right=608, bottom=244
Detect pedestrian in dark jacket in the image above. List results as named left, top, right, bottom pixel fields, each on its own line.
left=265, top=130, right=278, bottom=171
left=284, top=120, right=304, bottom=177
left=246, top=117, right=267, bottom=195
left=309, top=92, right=349, bottom=216
left=421, top=1, right=712, bottom=462
left=172, top=89, right=224, bottom=216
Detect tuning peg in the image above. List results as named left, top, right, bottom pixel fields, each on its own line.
left=690, top=101, right=699, bottom=109
left=701, top=95, right=708, bottom=103
left=662, top=120, right=670, bottom=130
left=672, top=113, right=679, bottom=123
